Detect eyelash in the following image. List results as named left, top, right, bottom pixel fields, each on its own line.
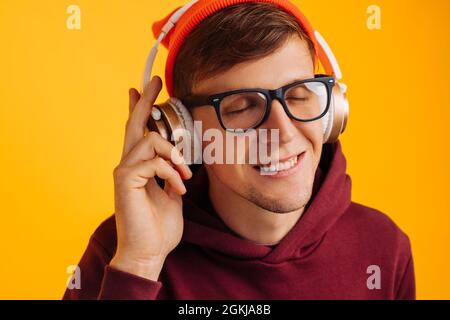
left=286, top=97, right=308, bottom=101
left=225, top=103, right=257, bottom=115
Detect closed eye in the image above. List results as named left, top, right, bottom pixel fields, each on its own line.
left=286, top=97, right=309, bottom=101
left=224, top=103, right=258, bottom=116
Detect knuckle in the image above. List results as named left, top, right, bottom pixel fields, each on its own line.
left=113, top=165, right=120, bottom=177
left=145, top=131, right=161, bottom=146
left=125, top=119, right=133, bottom=131
left=147, top=131, right=160, bottom=141
left=171, top=147, right=183, bottom=160
left=113, top=165, right=127, bottom=180
left=173, top=168, right=181, bottom=179
left=155, top=157, right=167, bottom=167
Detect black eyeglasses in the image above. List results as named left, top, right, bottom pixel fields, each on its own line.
left=181, top=74, right=335, bottom=132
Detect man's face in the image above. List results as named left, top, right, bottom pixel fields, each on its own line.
left=191, top=36, right=323, bottom=213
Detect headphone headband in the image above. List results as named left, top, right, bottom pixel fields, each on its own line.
left=142, top=0, right=343, bottom=95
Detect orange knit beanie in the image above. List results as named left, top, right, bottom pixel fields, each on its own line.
left=151, top=0, right=320, bottom=97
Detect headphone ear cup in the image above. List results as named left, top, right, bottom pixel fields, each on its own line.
left=166, top=98, right=202, bottom=165
left=146, top=98, right=202, bottom=165
left=323, top=82, right=349, bottom=144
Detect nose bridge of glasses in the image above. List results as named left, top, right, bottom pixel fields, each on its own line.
left=268, top=87, right=284, bottom=101
left=264, top=91, right=293, bottom=127
left=266, top=87, right=290, bottom=116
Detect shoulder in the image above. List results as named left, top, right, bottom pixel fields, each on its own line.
left=327, top=202, right=415, bottom=299
left=89, top=214, right=118, bottom=258
left=336, top=202, right=412, bottom=256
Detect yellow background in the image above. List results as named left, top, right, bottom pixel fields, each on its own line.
left=0, top=0, right=449, bottom=299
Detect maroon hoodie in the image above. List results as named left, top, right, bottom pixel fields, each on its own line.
left=63, top=141, right=415, bottom=300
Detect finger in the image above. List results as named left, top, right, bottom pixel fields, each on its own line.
left=131, top=76, right=163, bottom=130
left=164, top=179, right=183, bottom=203
left=129, top=157, right=187, bottom=195
left=122, top=88, right=142, bottom=158
left=128, top=88, right=140, bottom=115
left=122, top=76, right=163, bottom=157
left=122, top=131, right=192, bottom=180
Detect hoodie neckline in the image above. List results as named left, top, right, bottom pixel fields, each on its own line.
left=181, top=141, right=352, bottom=263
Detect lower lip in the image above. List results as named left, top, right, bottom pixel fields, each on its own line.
left=253, top=152, right=306, bottom=179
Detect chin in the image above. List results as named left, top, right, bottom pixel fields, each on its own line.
left=257, top=176, right=312, bottom=201
left=243, top=183, right=312, bottom=214
left=239, top=152, right=315, bottom=210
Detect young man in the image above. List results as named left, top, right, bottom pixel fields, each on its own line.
left=63, top=1, right=415, bottom=299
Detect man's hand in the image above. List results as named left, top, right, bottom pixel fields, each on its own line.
left=109, top=76, right=192, bottom=281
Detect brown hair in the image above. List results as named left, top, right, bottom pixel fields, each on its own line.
left=172, top=2, right=316, bottom=98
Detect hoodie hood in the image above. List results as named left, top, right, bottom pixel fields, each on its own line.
left=181, top=140, right=352, bottom=263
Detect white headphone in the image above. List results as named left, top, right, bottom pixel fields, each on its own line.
left=141, top=0, right=348, bottom=164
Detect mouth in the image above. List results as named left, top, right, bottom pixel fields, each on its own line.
left=252, top=151, right=306, bottom=177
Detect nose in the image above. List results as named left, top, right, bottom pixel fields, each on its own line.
left=261, top=99, right=298, bottom=143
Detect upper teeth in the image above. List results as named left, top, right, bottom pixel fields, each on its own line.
left=260, top=156, right=298, bottom=173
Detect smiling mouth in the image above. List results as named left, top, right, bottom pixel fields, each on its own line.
left=253, top=152, right=305, bottom=175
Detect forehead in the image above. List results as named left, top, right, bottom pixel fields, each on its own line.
left=192, top=36, right=314, bottom=95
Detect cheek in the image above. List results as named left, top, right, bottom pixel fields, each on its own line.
left=192, top=108, right=218, bottom=127
left=206, top=163, right=247, bottom=194
left=308, top=119, right=324, bottom=143
left=193, top=109, right=240, bottom=165
left=297, top=121, right=324, bottom=161
left=192, top=109, right=217, bottom=146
